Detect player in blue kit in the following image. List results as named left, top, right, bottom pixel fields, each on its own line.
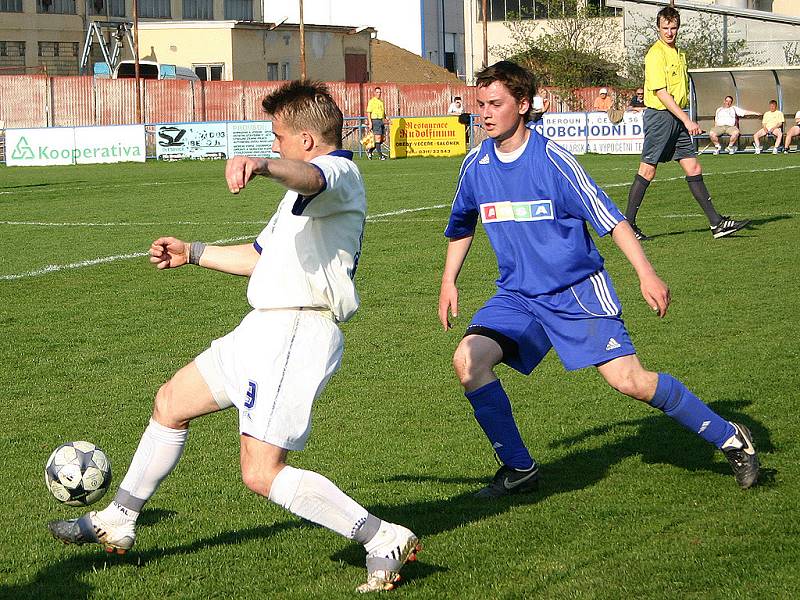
left=438, top=61, right=759, bottom=496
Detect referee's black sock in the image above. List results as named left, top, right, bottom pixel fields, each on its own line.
left=625, top=174, right=650, bottom=224
left=686, top=174, right=722, bottom=226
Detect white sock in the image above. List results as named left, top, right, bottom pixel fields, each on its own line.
left=268, top=466, right=374, bottom=541
left=96, top=501, right=139, bottom=525
left=113, top=419, right=188, bottom=514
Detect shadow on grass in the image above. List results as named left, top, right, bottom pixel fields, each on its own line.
left=330, top=399, right=773, bottom=571
left=0, top=181, right=89, bottom=191
left=1, top=513, right=300, bottom=600
left=652, top=213, right=790, bottom=239
left=7, top=401, right=771, bottom=597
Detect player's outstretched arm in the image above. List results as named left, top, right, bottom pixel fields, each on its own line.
left=439, top=235, right=474, bottom=330
left=149, top=237, right=259, bottom=276
left=610, top=222, right=670, bottom=318
left=225, top=155, right=325, bottom=196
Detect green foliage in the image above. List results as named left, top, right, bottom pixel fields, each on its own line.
left=624, top=13, right=763, bottom=85
left=1, top=156, right=798, bottom=598
left=493, top=0, right=625, bottom=96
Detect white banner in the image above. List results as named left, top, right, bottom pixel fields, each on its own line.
left=7, top=128, right=76, bottom=166
left=155, top=122, right=228, bottom=160
left=227, top=121, right=277, bottom=158
left=7, top=126, right=145, bottom=166
left=531, top=113, right=588, bottom=155
left=586, top=111, right=644, bottom=154
left=73, top=125, right=145, bottom=164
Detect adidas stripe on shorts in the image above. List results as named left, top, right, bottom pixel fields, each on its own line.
left=466, top=270, right=635, bottom=373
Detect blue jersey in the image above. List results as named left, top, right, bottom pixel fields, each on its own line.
left=445, top=129, right=624, bottom=296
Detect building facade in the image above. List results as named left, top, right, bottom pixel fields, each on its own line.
left=261, top=0, right=467, bottom=80
left=0, top=0, right=265, bottom=75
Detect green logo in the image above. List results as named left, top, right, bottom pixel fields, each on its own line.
left=11, top=136, right=35, bottom=160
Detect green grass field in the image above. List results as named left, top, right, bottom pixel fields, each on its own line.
left=1, top=153, right=798, bottom=599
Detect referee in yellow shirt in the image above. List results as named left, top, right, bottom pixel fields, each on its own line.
left=366, top=86, right=387, bottom=160
left=625, top=6, right=749, bottom=240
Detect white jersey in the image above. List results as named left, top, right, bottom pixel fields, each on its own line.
left=715, top=105, right=747, bottom=127
left=247, top=151, right=365, bottom=322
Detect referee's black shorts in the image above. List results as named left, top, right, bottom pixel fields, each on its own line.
left=641, top=108, right=697, bottom=164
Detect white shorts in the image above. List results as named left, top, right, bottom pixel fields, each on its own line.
left=195, top=308, right=343, bottom=450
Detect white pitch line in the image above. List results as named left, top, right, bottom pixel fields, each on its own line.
left=1, top=235, right=252, bottom=281
left=0, top=220, right=269, bottom=227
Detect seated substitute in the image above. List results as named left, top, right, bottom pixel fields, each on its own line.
left=709, top=95, right=759, bottom=155
left=47, top=80, right=420, bottom=594
left=783, top=111, right=800, bottom=153
left=438, top=61, right=759, bottom=500
left=753, top=100, right=785, bottom=154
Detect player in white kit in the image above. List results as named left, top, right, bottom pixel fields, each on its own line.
left=48, top=80, right=419, bottom=593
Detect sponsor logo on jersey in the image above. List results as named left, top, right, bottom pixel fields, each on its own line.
left=480, top=200, right=554, bottom=223
left=479, top=154, right=490, bottom=164
left=605, top=337, right=621, bottom=351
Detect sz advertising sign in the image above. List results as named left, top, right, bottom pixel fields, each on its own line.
left=156, top=122, right=228, bottom=160
left=586, top=111, right=644, bottom=154
left=7, top=125, right=145, bottom=166
left=530, top=113, right=588, bottom=155
left=390, top=116, right=467, bottom=158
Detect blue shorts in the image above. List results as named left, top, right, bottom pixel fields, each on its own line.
left=371, top=119, right=385, bottom=136
left=466, top=270, right=636, bottom=372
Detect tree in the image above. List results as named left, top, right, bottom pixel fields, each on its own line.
left=624, top=12, right=762, bottom=85
left=492, top=0, right=625, bottom=109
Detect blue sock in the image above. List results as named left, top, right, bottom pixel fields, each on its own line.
left=650, top=373, right=735, bottom=448
left=465, top=380, right=534, bottom=470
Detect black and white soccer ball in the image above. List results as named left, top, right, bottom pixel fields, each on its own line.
left=45, top=441, right=112, bottom=506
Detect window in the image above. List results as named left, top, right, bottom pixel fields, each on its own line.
left=88, top=0, right=126, bottom=17
left=38, top=41, right=79, bottom=76
left=0, top=41, right=26, bottom=72
left=0, top=0, right=23, bottom=12
left=183, top=0, right=213, bottom=19
left=194, top=64, right=224, bottom=80
left=224, top=0, right=252, bottom=20
left=139, top=0, right=170, bottom=18
left=281, top=62, right=290, bottom=80
left=478, top=0, right=618, bottom=21
left=267, top=62, right=278, bottom=80
left=37, top=0, right=76, bottom=14
left=444, top=32, right=456, bottom=73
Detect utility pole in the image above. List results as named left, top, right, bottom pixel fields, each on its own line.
left=299, top=0, right=306, bottom=80
left=133, top=0, right=142, bottom=123
left=482, top=0, right=488, bottom=68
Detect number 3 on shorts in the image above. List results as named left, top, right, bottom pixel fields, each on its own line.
left=245, top=380, right=257, bottom=409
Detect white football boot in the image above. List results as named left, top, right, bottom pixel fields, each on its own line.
left=48, top=511, right=136, bottom=554
left=356, top=522, right=421, bottom=593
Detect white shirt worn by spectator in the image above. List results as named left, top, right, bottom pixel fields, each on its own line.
left=247, top=152, right=366, bottom=323
left=715, top=105, right=749, bottom=127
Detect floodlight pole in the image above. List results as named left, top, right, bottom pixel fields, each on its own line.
left=299, top=0, right=306, bottom=80
left=481, top=0, right=488, bottom=68
left=132, top=0, right=142, bottom=123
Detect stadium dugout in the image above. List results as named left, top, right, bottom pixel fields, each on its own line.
left=689, top=68, right=800, bottom=153
left=690, top=66, right=800, bottom=153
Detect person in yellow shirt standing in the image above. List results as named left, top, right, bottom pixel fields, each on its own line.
left=365, top=86, right=387, bottom=160
left=753, top=100, right=785, bottom=154
left=624, top=6, right=750, bottom=240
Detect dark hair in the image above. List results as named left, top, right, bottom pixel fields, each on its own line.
left=262, top=80, right=343, bottom=148
left=657, top=6, right=680, bottom=27
left=725, top=95, right=734, bottom=102
left=769, top=99, right=777, bottom=105
left=454, top=96, right=461, bottom=101
left=475, top=60, right=537, bottom=121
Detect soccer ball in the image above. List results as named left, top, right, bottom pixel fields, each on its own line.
left=45, top=441, right=112, bottom=506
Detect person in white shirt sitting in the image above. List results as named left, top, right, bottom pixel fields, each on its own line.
left=709, top=95, right=758, bottom=155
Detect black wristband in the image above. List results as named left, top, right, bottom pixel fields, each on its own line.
left=188, top=241, right=206, bottom=265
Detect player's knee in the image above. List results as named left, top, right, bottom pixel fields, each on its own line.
left=605, top=368, right=652, bottom=401
left=153, top=381, right=187, bottom=429
left=240, top=462, right=281, bottom=497
left=452, top=340, right=492, bottom=387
